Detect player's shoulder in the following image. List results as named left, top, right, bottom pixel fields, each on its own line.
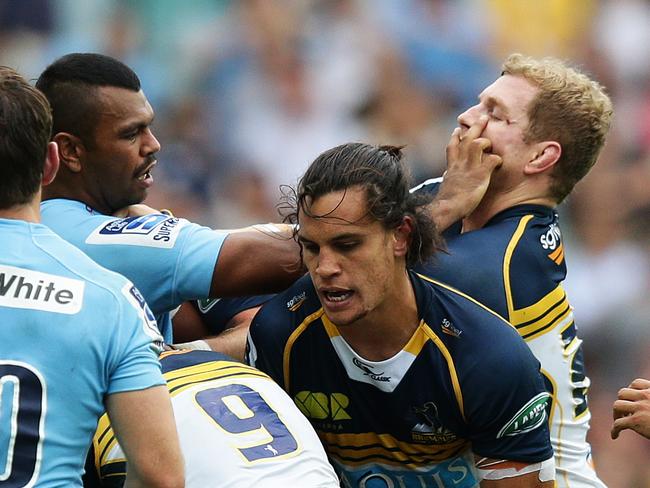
left=30, top=221, right=133, bottom=294
left=248, top=274, right=321, bottom=358
left=414, top=271, right=525, bottom=352
left=254, top=274, right=320, bottom=329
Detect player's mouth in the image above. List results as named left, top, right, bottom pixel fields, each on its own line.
left=319, top=287, right=355, bottom=310
left=135, top=160, right=157, bottom=187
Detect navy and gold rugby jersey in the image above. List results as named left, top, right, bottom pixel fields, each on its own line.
left=247, top=271, right=553, bottom=488
left=413, top=179, right=605, bottom=488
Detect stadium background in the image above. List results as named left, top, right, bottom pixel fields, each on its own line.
left=2, top=0, right=650, bottom=484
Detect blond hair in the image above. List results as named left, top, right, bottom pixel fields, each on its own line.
left=502, top=53, right=613, bottom=202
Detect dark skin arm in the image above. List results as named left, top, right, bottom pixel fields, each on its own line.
left=208, top=224, right=302, bottom=297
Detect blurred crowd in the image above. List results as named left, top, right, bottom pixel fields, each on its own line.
left=2, top=0, right=650, bottom=485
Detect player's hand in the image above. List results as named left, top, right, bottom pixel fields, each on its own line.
left=611, top=378, right=650, bottom=440
left=432, top=116, right=502, bottom=230
left=113, top=204, right=164, bottom=218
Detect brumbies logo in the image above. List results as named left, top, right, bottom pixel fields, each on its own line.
left=411, top=402, right=458, bottom=444
left=497, top=392, right=550, bottom=438
left=352, top=357, right=390, bottom=382
left=86, top=215, right=186, bottom=249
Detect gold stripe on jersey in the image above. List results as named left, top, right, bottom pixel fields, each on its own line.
left=403, top=321, right=430, bottom=355
left=319, top=431, right=469, bottom=468
left=166, top=364, right=270, bottom=397
left=507, top=285, right=566, bottom=326
left=417, top=274, right=514, bottom=326
left=421, top=324, right=465, bottom=421
left=503, top=215, right=534, bottom=319
left=517, top=299, right=572, bottom=341
left=284, top=308, right=326, bottom=391
left=547, top=243, right=565, bottom=265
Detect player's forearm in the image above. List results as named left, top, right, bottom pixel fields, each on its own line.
left=210, top=225, right=303, bottom=297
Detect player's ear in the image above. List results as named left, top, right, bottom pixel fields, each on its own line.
left=52, top=132, right=85, bottom=173
left=42, top=141, right=60, bottom=186
left=393, top=216, right=413, bottom=258
left=525, top=141, right=561, bottom=175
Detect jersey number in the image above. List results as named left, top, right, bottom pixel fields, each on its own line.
left=0, top=362, right=45, bottom=487
left=196, top=384, right=298, bottom=462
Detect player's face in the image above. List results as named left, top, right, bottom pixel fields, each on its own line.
left=298, top=186, right=407, bottom=328
left=457, top=74, right=539, bottom=191
left=81, top=86, right=160, bottom=213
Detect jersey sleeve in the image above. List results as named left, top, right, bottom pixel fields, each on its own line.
left=44, top=206, right=228, bottom=314
left=104, top=281, right=165, bottom=394
left=246, top=295, right=293, bottom=389
left=462, top=325, right=553, bottom=463
left=196, top=294, right=275, bottom=335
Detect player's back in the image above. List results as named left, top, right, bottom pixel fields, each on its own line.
left=0, top=219, right=162, bottom=486
left=89, top=349, right=339, bottom=488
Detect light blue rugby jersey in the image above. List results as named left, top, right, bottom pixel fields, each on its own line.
left=0, top=218, right=164, bottom=487
left=41, top=199, right=229, bottom=342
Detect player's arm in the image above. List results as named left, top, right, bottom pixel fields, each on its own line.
left=173, top=301, right=259, bottom=361
left=209, top=224, right=303, bottom=296
left=612, top=378, right=650, bottom=440
left=105, top=386, right=184, bottom=488
left=113, top=203, right=303, bottom=297
left=421, top=115, right=502, bottom=232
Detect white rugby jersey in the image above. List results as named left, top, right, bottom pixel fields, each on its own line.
left=89, top=350, right=339, bottom=488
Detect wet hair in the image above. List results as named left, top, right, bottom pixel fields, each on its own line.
left=0, top=66, right=52, bottom=208
left=35, top=53, right=141, bottom=146
left=282, top=142, right=443, bottom=267
left=502, top=53, right=613, bottom=202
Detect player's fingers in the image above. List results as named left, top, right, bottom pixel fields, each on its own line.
left=484, top=153, right=503, bottom=170
left=463, top=115, right=488, bottom=142
left=612, top=399, right=636, bottom=419
left=446, top=128, right=461, bottom=160
left=618, top=387, right=647, bottom=401
left=629, top=378, right=650, bottom=390
left=611, top=414, right=637, bottom=439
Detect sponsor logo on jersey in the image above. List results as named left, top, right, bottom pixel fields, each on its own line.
left=294, top=391, right=351, bottom=423
left=441, top=318, right=462, bottom=338
left=336, top=455, right=476, bottom=488
left=286, top=291, right=306, bottom=311
left=352, top=357, right=391, bottom=382
left=197, top=297, right=220, bottom=313
left=0, top=264, right=84, bottom=314
left=540, top=223, right=561, bottom=250
left=497, top=392, right=550, bottom=438
left=86, top=215, right=186, bottom=249
left=411, top=401, right=458, bottom=444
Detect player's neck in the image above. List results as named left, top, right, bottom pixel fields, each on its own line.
left=338, top=270, right=418, bottom=361
left=43, top=180, right=111, bottom=215
left=463, top=186, right=556, bottom=232
left=0, top=198, right=41, bottom=223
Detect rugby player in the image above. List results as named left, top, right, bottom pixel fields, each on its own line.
left=415, top=53, right=613, bottom=487
left=85, top=350, right=340, bottom=488
left=0, top=66, right=183, bottom=486
left=247, top=142, right=555, bottom=487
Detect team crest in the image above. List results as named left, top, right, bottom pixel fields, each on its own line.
left=410, top=402, right=458, bottom=444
